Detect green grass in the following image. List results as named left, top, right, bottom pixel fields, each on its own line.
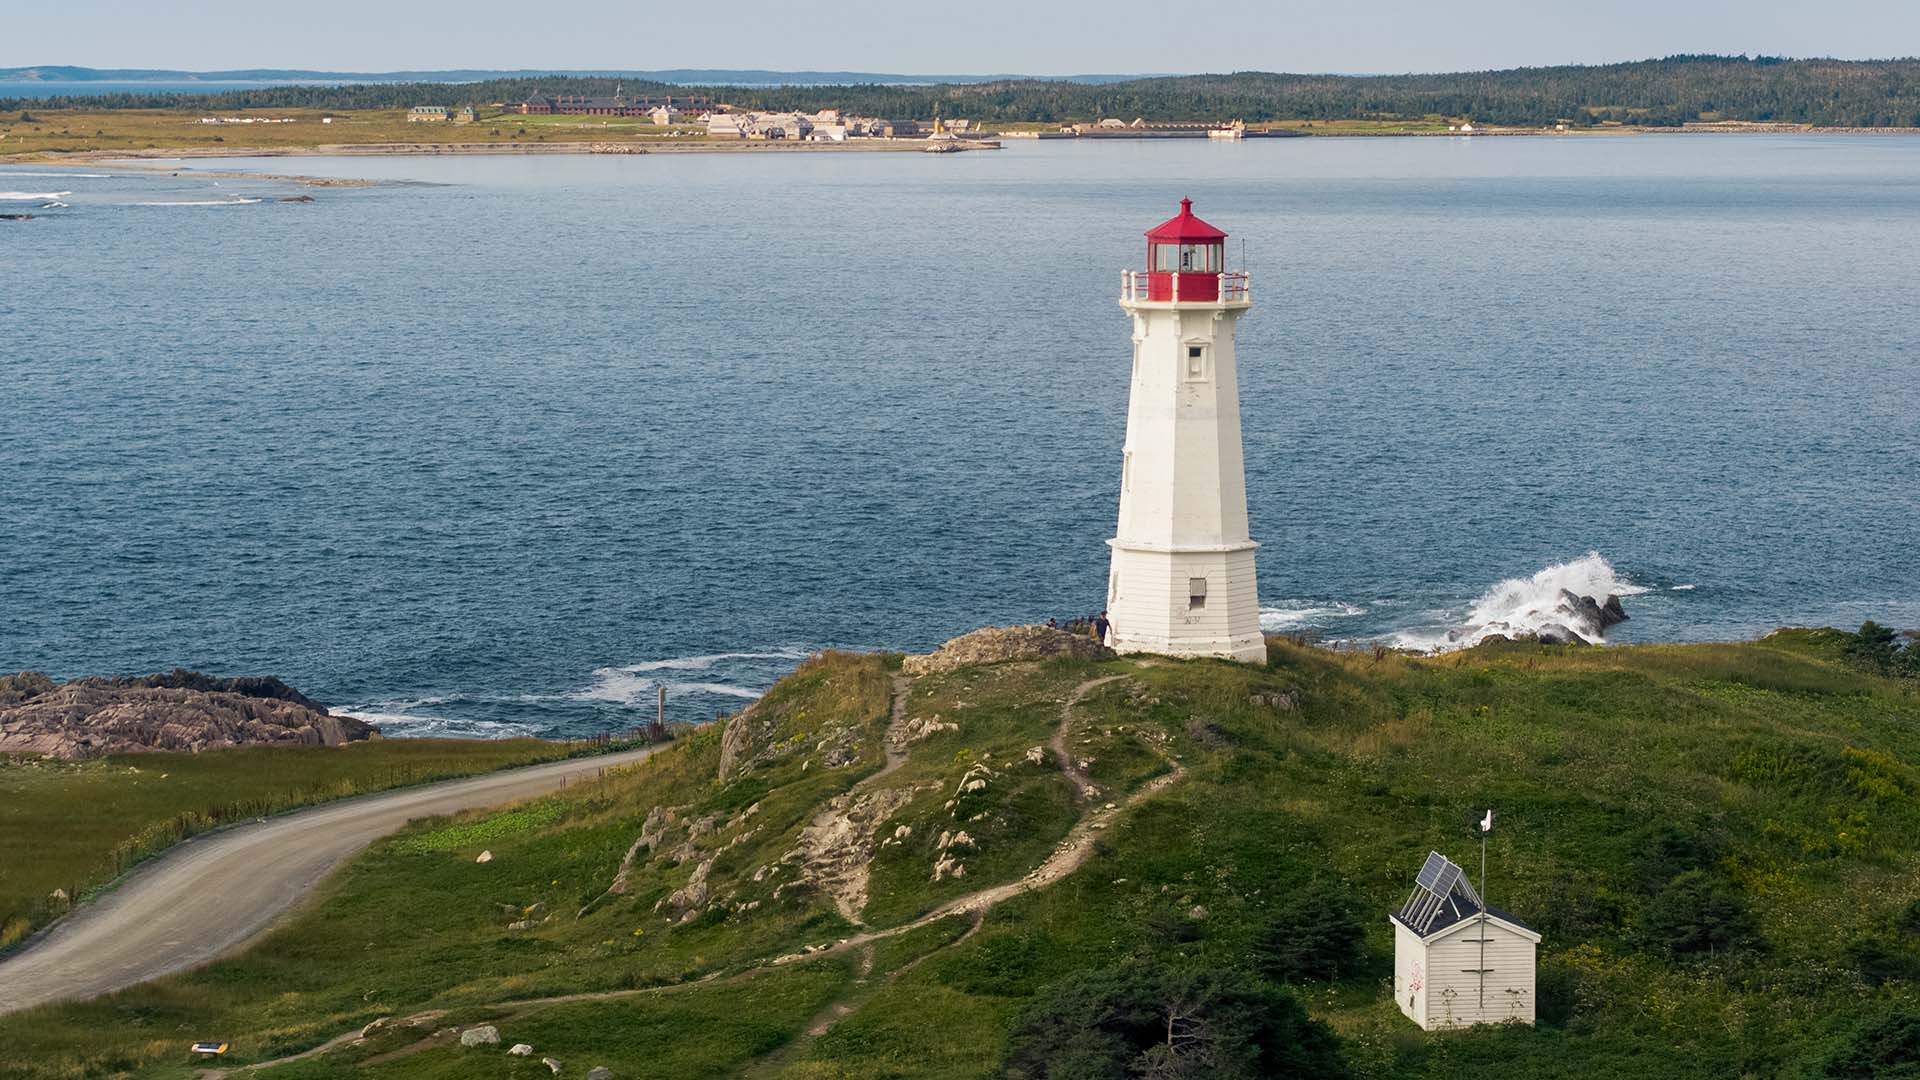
left=4, top=635, right=1918, bottom=1078
left=0, top=738, right=583, bottom=952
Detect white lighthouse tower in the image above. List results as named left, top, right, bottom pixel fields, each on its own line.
left=1107, top=199, right=1266, bottom=664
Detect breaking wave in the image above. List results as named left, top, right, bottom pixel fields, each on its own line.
left=570, top=650, right=811, bottom=706
left=617, top=649, right=812, bottom=673
left=328, top=649, right=812, bottom=740
left=1390, top=552, right=1648, bottom=652
left=0, top=191, right=70, bottom=201
left=332, top=703, right=542, bottom=740
left=1259, top=601, right=1367, bottom=632
left=133, top=197, right=263, bottom=206
left=0, top=171, right=112, bottom=178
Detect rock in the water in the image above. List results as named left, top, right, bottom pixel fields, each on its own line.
left=508, top=1043, right=534, bottom=1056
left=475, top=850, right=494, bottom=864
left=458, top=1025, right=500, bottom=1047
left=1536, top=624, right=1588, bottom=646
left=901, top=625, right=1115, bottom=676
left=0, top=669, right=373, bottom=760
left=587, top=1067, right=615, bottom=1080
left=1598, top=594, right=1630, bottom=629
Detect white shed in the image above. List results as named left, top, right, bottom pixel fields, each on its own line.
left=1391, top=851, right=1540, bottom=1030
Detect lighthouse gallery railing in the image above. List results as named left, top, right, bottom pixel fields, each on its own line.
left=1120, top=270, right=1251, bottom=304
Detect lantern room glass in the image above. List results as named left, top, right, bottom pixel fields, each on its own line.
left=1152, top=242, right=1223, bottom=273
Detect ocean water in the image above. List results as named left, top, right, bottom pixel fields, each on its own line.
left=3, top=136, right=1916, bottom=737
left=0, top=81, right=327, bottom=99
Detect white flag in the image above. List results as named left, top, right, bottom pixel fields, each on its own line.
left=1480, top=809, right=1495, bottom=833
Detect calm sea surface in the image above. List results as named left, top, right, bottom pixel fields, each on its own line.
left=3, top=136, right=1916, bottom=737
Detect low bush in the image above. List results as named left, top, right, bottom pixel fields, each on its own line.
left=1003, top=963, right=1347, bottom=1080
left=1640, top=869, right=1762, bottom=956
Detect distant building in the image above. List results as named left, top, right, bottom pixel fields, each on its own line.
left=703, top=113, right=748, bottom=139
left=1392, top=852, right=1540, bottom=1031
left=749, top=112, right=813, bottom=140
left=454, top=107, right=478, bottom=124
left=809, top=124, right=848, bottom=142
left=517, top=93, right=713, bottom=118
left=407, top=106, right=450, bottom=123
left=649, top=106, right=682, bottom=126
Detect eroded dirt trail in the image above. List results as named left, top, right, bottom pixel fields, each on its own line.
left=228, top=669, right=1187, bottom=1075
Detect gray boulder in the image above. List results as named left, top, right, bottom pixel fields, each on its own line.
left=509, top=1043, right=534, bottom=1056
left=1598, top=594, right=1630, bottom=629
left=587, top=1068, right=615, bottom=1080
left=542, top=1058, right=563, bottom=1075
left=458, top=1025, right=500, bottom=1047
left=1536, top=624, right=1587, bottom=646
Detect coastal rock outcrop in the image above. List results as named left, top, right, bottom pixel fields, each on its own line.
left=901, top=625, right=1116, bottom=676
left=0, top=670, right=374, bottom=760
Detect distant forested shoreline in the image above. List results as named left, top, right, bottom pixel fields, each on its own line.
left=8, top=56, right=1920, bottom=127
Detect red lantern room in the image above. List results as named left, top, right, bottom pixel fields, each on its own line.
left=1122, top=198, right=1248, bottom=305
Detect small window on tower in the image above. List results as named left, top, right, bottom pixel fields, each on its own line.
left=1189, top=577, right=1208, bottom=609
left=1185, top=346, right=1209, bottom=381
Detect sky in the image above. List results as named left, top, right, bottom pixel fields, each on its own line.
left=6, top=0, right=1919, bottom=75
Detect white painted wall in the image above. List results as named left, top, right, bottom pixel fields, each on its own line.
left=1107, top=294, right=1265, bottom=663
left=1394, top=915, right=1539, bottom=1030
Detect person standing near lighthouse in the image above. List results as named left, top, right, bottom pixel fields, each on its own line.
left=1106, top=199, right=1267, bottom=664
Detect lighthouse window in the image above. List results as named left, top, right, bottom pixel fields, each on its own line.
left=1189, top=577, right=1208, bottom=609
left=1185, top=346, right=1210, bottom=381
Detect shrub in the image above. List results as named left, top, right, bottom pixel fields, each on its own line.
left=1803, top=1010, right=1920, bottom=1079
left=1845, top=621, right=1902, bottom=674
left=1846, top=935, right=1920, bottom=986
left=1003, top=963, right=1347, bottom=1080
left=1633, top=824, right=1723, bottom=890
left=1250, top=883, right=1367, bottom=982
left=1143, top=906, right=1203, bottom=950
left=1640, top=869, right=1761, bottom=956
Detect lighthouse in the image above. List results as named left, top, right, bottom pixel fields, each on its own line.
left=1107, top=199, right=1266, bottom=664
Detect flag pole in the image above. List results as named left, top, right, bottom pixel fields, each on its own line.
left=1478, top=809, right=1491, bottom=1012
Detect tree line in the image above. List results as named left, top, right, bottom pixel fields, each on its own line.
left=7, top=55, right=1920, bottom=126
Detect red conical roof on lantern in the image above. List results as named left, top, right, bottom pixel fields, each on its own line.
left=1145, top=198, right=1228, bottom=242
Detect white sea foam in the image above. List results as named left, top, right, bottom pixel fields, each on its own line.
left=39, top=201, right=67, bottom=209
left=0, top=171, right=113, bottom=178
left=572, top=669, right=765, bottom=704
left=568, top=649, right=811, bottom=706
left=132, top=197, right=263, bottom=206
left=1671, top=584, right=1697, bottom=591
left=616, top=649, right=811, bottom=673
left=1391, top=552, right=1647, bottom=652
left=0, top=191, right=70, bottom=201
left=332, top=706, right=540, bottom=740
left=1259, top=601, right=1367, bottom=632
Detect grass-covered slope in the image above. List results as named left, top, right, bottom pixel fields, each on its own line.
left=4, top=634, right=1917, bottom=1079
left=0, top=738, right=579, bottom=952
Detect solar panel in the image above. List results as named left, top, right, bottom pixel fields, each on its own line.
left=1398, top=852, right=1484, bottom=935
left=1415, top=852, right=1463, bottom=898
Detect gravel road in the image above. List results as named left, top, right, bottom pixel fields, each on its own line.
left=0, top=746, right=659, bottom=1015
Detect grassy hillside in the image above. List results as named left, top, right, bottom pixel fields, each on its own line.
left=0, top=739, right=583, bottom=952
left=3, top=633, right=1917, bottom=1079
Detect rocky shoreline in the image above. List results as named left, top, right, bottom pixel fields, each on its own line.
left=0, top=670, right=377, bottom=760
